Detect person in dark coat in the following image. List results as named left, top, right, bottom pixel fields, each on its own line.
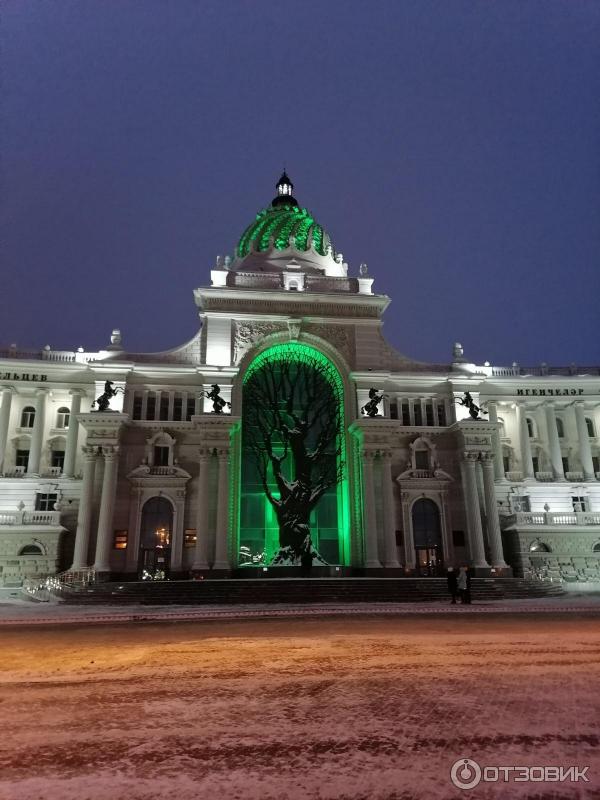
left=465, top=566, right=472, bottom=604
left=457, top=566, right=468, bottom=604
left=300, top=535, right=315, bottom=577
left=446, top=567, right=458, bottom=604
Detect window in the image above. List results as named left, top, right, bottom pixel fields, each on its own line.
left=288, top=280, right=299, bottom=291
left=184, top=529, right=197, bottom=547
left=562, top=457, right=569, bottom=474
left=389, top=400, right=398, bottom=420
left=530, top=540, right=551, bottom=553
left=113, top=530, right=128, bottom=550
left=21, top=406, right=35, bottom=428
left=186, top=397, right=196, bottom=421
left=413, top=404, right=422, bottom=426
left=452, top=530, right=465, bottom=547
left=425, top=402, right=434, bottom=427
left=159, top=395, right=169, bottom=421
left=16, top=449, right=29, bottom=469
left=526, top=418, right=535, bottom=438
left=146, top=393, right=156, bottom=419
left=19, top=544, right=43, bottom=555
left=503, top=456, right=510, bottom=474
left=586, top=418, right=596, bottom=438
left=173, top=396, right=183, bottom=421
left=132, top=394, right=143, bottom=420
left=513, top=495, right=530, bottom=512
left=35, top=493, right=58, bottom=511
left=415, top=450, right=429, bottom=470
left=395, top=530, right=403, bottom=547
left=51, top=450, right=65, bottom=470
left=593, top=542, right=600, bottom=553
left=154, top=446, right=170, bottom=467
left=401, top=402, right=410, bottom=426
left=572, top=496, right=587, bottom=512
left=556, top=417, right=565, bottom=438
left=532, top=456, right=539, bottom=474
left=593, top=456, right=599, bottom=474
left=437, top=403, right=447, bottom=427
left=56, top=407, right=70, bottom=428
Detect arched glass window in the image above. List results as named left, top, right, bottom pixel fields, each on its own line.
left=530, top=540, right=551, bottom=553
left=593, top=542, right=600, bottom=553
left=586, top=418, right=595, bottom=438
left=412, top=499, right=442, bottom=548
left=526, top=418, right=535, bottom=438
left=19, top=544, right=43, bottom=555
left=21, top=406, right=35, bottom=428
left=556, top=417, right=565, bottom=438
left=56, top=407, right=70, bottom=428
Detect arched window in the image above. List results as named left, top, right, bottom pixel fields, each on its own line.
left=20, top=406, right=35, bottom=428
left=586, top=418, right=595, bottom=438
left=526, top=418, right=535, bottom=438
left=139, top=497, right=174, bottom=578
left=530, top=540, right=551, bottom=553
left=56, top=407, right=70, bottom=428
left=593, top=542, right=600, bottom=553
left=556, top=417, right=565, bottom=438
left=288, top=280, right=299, bottom=291
left=18, top=544, right=43, bottom=555
left=412, top=499, right=442, bottom=548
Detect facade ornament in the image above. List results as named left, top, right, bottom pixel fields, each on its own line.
left=92, top=380, right=123, bottom=412
left=202, top=384, right=230, bottom=414
left=287, top=318, right=302, bottom=341
left=456, top=391, right=487, bottom=420
left=361, top=388, right=386, bottom=418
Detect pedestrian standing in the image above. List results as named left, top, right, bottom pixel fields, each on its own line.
left=457, top=566, right=468, bottom=604
left=446, top=567, right=458, bottom=604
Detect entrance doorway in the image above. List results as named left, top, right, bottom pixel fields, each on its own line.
left=139, top=497, right=174, bottom=580
left=412, top=499, right=444, bottom=576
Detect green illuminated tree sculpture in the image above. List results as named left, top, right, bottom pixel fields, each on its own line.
left=243, top=348, right=344, bottom=565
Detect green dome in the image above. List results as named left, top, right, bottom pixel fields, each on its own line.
left=236, top=203, right=331, bottom=259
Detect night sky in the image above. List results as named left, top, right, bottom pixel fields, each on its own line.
left=2, top=1, right=599, bottom=367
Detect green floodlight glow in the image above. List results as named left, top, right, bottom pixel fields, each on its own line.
left=240, top=342, right=351, bottom=566
left=237, top=205, right=328, bottom=259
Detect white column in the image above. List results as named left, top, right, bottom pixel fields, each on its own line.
left=481, top=455, right=508, bottom=568
left=574, top=402, right=595, bottom=481
left=461, top=454, right=489, bottom=568
left=141, top=390, right=149, bottom=420
left=213, top=448, right=230, bottom=570
left=487, top=401, right=505, bottom=481
left=381, top=452, right=400, bottom=567
left=192, top=449, right=211, bottom=570
left=71, top=446, right=98, bottom=570
left=0, top=388, right=13, bottom=473
left=362, top=451, right=381, bottom=567
left=516, top=403, right=535, bottom=479
left=63, top=390, right=83, bottom=478
left=544, top=403, right=565, bottom=480
left=27, top=388, right=47, bottom=475
left=93, top=446, right=120, bottom=573
left=154, top=390, right=161, bottom=421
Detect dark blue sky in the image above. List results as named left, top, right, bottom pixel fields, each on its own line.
left=2, top=1, right=599, bottom=366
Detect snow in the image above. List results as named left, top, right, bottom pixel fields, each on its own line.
left=0, top=606, right=599, bottom=798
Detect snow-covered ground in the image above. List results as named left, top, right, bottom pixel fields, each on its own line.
left=0, top=610, right=599, bottom=799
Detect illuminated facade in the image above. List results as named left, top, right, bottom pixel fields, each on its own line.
left=1, top=173, right=599, bottom=587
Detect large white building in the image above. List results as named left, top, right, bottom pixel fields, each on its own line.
left=1, top=174, right=599, bottom=587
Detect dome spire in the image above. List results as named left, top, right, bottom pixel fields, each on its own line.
left=272, top=170, right=298, bottom=208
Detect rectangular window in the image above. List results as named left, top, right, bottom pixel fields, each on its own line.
left=184, top=529, right=197, bottom=547
left=401, top=403, right=410, bottom=426
left=132, top=394, right=143, bottom=420
left=146, top=393, right=156, bottom=420
left=562, top=457, right=569, bottom=474
left=452, top=530, right=465, bottom=547
left=437, top=402, right=447, bottom=427
left=415, top=450, right=429, bottom=470
left=413, top=404, right=422, bottom=426
left=395, top=530, right=403, bottom=547
left=16, top=449, right=29, bottom=469
left=389, top=400, right=398, bottom=420
left=186, top=398, right=196, bottom=421
left=159, top=395, right=170, bottom=421
left=173, top=396, right=183, bottom=421
left=503, top=456, right=510, bottom=474
left=154, top=446, right=170, bottom=467
left=51, top=450, right=65, bottom=469
left=593, top=456, right=600, bottom=474
left=113, top=530, right=128, bottom=550
left=532, top=456, right=539, bottom=474
left=572, top=496, right=587, bottom=512
left=35, top=492, right=58, bottom=511
left=425, top=402, right=434, bottom=427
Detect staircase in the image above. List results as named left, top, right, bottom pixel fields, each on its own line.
left=53, top=577, right=565, bottom=606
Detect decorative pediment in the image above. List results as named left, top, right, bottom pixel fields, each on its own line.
left=127, top=463, right=191, bottom=489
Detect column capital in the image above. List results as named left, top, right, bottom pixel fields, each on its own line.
left=479, top=452, right=495, bottom=465
left=34, top=387, right=49, bottom=397
left=217, top=447, right=230, bottom=461
left=198, top=447, right=211, bottom=462
left=463, top=451, right=480, bottom=464
left=102, top=445, right=120, bottom=461
left=82, top=445, right=99, bottom=459
left=69, top=388, right=87, bottom=398
left=0, top=385, right=16, bottom=395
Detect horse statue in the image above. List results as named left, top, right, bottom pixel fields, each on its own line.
left=92, top=380, right=123, bottom=412
left=204, top=384, right=231, bottom=415
left=361, top=387, right=386, bottom=418
left=456, top=391, right=487, bottom=420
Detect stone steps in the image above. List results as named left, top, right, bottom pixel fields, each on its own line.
left=58, top=577, right=565, bottom=606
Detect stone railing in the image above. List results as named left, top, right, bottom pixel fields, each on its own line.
left=0, top=510, right=61, bottom=526
left=149, top=466, right=179, bottom=475
left=505, top=471, right=523, bottom=482
left=513, top=511, right=600, bottom=526
left=565, top=471, right=584, bottom=482
left=535, top=471, right=554, bottom=482
left=42, top=467, right=63, bottom=478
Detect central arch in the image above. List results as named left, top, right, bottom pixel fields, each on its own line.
left=239, top=341, right=350, bottom=568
